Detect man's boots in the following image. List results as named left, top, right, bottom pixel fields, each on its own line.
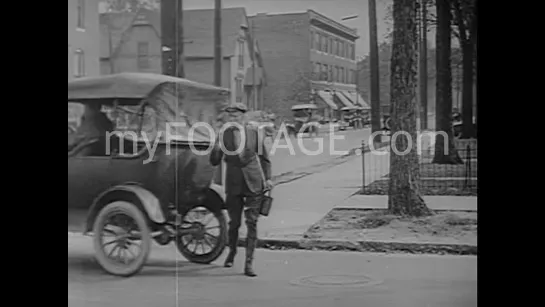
left=224, top=230, right=238, bottom=267
left=244, top=237, right=257, bottom=277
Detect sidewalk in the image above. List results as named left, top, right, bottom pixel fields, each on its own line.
left=335, top=195, right=477, bottom=212
left=248, top=149, right=392, bottom=239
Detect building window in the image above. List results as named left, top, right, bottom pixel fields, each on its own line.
left=320, top=34, right=326, bottom=52
left=73, top=49, right=85, bottom=78
left=77, top=0, right=85, bottom=29
left=339, top=41, right=344, bottom=58
left=328, top=65, right=333, bottom=82
left=333, top=40, right=337, bottom=56
left=235, top=78, right=243, bottom=102
left=68, top=45, right=71, bottom=77
left=314, top=33, right=320, bottom=50
left=340, top=67, right=345, bottom=83
left=137, top=42, right=149, bottom=70
left=238, top=40, right=245, bottom=68
left=346, top=68, right=350, bottom=84
left=351, top=44, right=356, bottom=60
left=328, top=37, right=333, bottom=54
left=313, top=62, right=320, bottom=80
left=321, top=64, right=327, bottom=81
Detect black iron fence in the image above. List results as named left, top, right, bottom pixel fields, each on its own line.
left=360, top=140, right=478, bottom=196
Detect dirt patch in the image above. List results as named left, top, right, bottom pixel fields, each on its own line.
left=360, top=179, right=478, bottom=196
left=419, top=162, right=477, bottom=178
left=304, top=209, right=477, bottom=246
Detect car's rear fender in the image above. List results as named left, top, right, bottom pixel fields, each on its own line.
left=84, top=183, right=166, bottom=234
left=206, top=183, right=226, bottom=211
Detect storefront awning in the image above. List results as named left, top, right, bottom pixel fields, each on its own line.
left=317, top=90, right=338, bottom=110
left=335, top=91, right=355, bottom=109
left=343, top=91, right=371, bottom=110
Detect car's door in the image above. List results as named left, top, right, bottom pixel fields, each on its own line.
left=107, top=139, right=159, bottom=188
left=68, top=151, right=113, bottom=210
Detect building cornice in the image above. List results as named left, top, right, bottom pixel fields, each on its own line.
left=308, top=10, right=359, bottom=40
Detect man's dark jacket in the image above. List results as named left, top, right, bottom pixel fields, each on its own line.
left=209, top=125, right=271, bottom=196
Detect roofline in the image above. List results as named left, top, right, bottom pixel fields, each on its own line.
left=307, top=9, right=359, bottom=39
left=248, top=10, right=359, bottom=39
left=248, top=11, right=308, bottom=18
left=184, top=7, right=245, bottom=12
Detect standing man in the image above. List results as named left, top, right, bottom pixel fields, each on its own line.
left=209, top=103, right=273, bottom=277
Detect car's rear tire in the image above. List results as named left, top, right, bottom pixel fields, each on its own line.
left=176, top=203, right=227, bottom=264
left=92, top=201, right=151, bottom=277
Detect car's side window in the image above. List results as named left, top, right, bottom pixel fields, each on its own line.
left=103, top=105, right=158, bottom=156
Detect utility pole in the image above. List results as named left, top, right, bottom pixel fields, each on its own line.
left=419, top=0, right=428, bottom=130
left=368, top=0, right=381, bottom=138
left=250, top=19, right=258, bottom=111
left=214, top=0, right=222, bottom=87
left=107, top=27, right=115, bottom=74
left=213, top=0, right=223, bottom=185
left=160, top=0, right=184, bottom=77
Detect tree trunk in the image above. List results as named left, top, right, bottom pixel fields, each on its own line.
left=388, top=0, right=431, bottom=217
left=433, top=0, right=463, bottom=164
left=369, top=0, right=382, bottom=140
left=419, top=0, right=428, bottom=131
left=461, top=41, right=474, bottom=138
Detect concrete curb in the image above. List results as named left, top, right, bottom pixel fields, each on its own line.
left=67, top=231, right=476, bottom=256
left=237, top=237, right=477, bottom=256
left=334, top=207, right=477, bottom=213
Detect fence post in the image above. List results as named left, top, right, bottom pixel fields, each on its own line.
left=464, top=144, right=471, bottom=189
left=361, top=140, right=366, bottom=193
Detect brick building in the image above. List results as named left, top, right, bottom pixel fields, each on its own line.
left=249, top=10, right=369, bottom=121
left=100, top=7, right=265, bottom=108
left=68, top=0, right=101, bottom=80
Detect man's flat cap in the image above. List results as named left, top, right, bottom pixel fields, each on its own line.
left=223, top=102, right=248, bottom=113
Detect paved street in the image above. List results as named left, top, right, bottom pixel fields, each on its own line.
left=269, top=128, right=370, bottom=177
left=68, top=234, right=477, bottom=307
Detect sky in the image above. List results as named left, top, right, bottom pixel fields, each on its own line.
left=99, top=0, right=439, bottom=57
left=174, top=0, right=393, bottom=57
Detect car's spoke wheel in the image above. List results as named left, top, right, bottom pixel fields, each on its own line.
left=176, top=205, right=227, bottom=264
left=93, top=201, right=151, bottom=277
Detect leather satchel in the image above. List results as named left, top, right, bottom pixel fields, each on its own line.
left=255, top=153, right=273, bottom=216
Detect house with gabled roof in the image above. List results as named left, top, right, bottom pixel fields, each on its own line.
left=100, top=7, right=266, bottom=109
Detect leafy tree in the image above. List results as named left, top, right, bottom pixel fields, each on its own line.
left=388, top=0, right=431, bottom=216
left=358, top=43, right=463, bottom=118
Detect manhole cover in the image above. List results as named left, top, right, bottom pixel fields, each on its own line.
left=290, top=274, right=383, bottom=288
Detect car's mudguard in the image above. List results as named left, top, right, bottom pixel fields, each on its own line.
left=84, top=183, right=165, bottom=234
left=208, top=183, right=226, bottom=203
